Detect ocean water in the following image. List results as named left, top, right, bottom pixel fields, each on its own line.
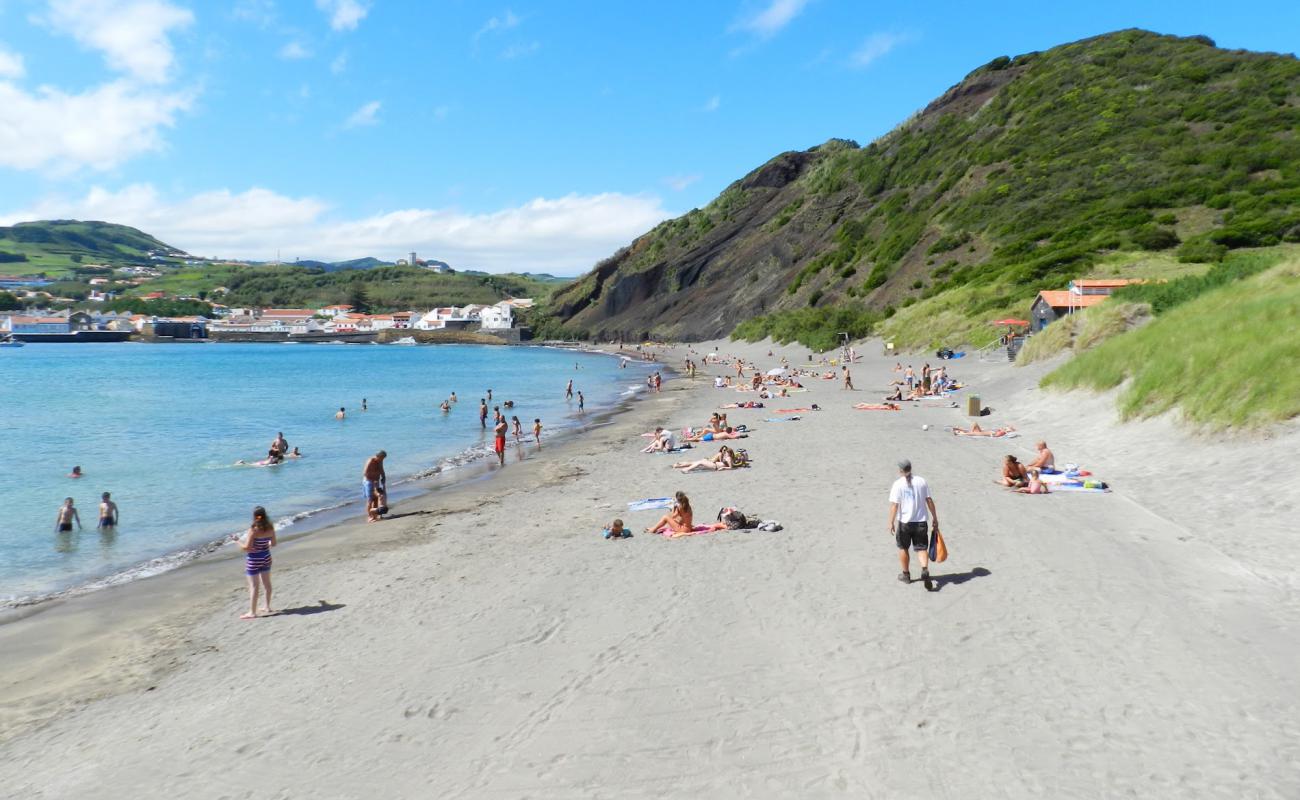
left=0, top=342, right=650, bottom=604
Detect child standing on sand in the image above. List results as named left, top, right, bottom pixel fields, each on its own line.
left=533, top=418, right=543, bottom=444
left=239, top=506, right=277, bottom=619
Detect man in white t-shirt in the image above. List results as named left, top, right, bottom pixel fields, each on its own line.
left=887, top=459, right=941, bottom=586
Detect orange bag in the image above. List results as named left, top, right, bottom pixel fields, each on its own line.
left=928, top=529, right=948, bottom=563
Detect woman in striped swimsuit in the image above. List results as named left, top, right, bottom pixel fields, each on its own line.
left=239, top=506, right=277, bottom=619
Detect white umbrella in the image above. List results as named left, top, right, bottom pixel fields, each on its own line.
left=767, top=367, right=789, bottom=377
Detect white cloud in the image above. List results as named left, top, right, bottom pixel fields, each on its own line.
left=849, top=31, right=910, bottom=69
left=474, top=9, right=521, bottom=44
left=279, top=41, right=312, bottom=60
left=732, top=0, right=811, bottom=39
left=42, top=0, right=194, bottom=84
left=0, top=186, right=675, bottom=273
left=702, top=95, right=721, bottom=112
left=232, top=0, right=277, bottom=28
left=0, top=80, right=191, bottom=171
left=344, top=99, right=381, bottom=128
left=663, top=174, right=700, bottom=191
left=316, top=0, right=369, bottom=32
left=501, top=41, right=539, bottom=60
left=0, top=46, right=25, bottom=79
left=330, top=51, right=348, bottom=74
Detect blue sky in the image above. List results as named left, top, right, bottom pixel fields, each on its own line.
left=0, top=0, right=1296, bottom=273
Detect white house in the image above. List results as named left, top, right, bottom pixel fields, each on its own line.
left=480, top=302, right=514, bottom=330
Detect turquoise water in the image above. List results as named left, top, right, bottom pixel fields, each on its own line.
left=0, top=342, right=647, bottom=603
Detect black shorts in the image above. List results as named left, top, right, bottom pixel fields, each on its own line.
left=896, top=521, right=929, bottom=551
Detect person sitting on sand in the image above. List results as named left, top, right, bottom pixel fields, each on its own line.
left=998, top=455, right=1028, bottom=487
left=1026, top=440, right=1055, bottom=471
left=674, top=446, right=735, bottom=473
left=884, top=386, right=904, bottom=401
left=952, top=423, right=1016, bottom=437
left=1014, top=468, right=1050, bottom=494
left=719, top=401, right=764, bottom=409
left=603, top=518, right=631, bottom=540
left=642, top=427, right=676, bottom=452
left=646, top=491, right=693, bottom=534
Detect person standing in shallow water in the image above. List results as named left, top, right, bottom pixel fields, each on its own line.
left=577, top=391, right=585, bottom=413
left=493, top=417, right=508, bottom=466
left=565, top=379, right=574, bottom=400
left=479, top=399, right=488, bottom=429
left=97, top=492, right=119, bottom=529
left=54, top=497, right=82, bottom=532
left=239, top=506, right=277, bottom=619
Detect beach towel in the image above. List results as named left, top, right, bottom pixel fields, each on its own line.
left=853, top=404, right=901, bottom=411
left=1050, top=483, right=1111, bottom=493
left=658, top=522, right=729, bottom=538
left=763, top=416, right=802, bottom=422
left=627, top=497, right=674, bottom=511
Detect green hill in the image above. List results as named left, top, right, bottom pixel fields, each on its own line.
left=550, top=30, right=1300, bottom=349
left=0, top=220, right=188, bottom=273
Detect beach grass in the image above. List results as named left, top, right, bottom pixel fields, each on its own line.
left=1017, top=301, right=1151, bottom=365
left=1042, top=259, right=1300, bottom=429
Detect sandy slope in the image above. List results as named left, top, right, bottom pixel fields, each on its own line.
left=0, top=340, right=1296, bottom=799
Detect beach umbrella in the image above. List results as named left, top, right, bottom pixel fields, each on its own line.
left=766, top=367, right=789, bottom=377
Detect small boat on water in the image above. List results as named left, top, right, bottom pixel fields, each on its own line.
left=0, top=335, right=25, bottom=348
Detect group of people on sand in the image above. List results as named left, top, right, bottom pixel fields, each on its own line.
left=997, top=441, right=1055, bottom=494
left=885, top=361, right=957, bottom=401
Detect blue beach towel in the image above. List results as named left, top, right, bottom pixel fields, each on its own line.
left=628, top=497, right=674, bottom=511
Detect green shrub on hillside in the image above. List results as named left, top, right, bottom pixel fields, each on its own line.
left=732, top=305, right=884, bottom=351
left=1113, top=249, right=1285, bottom=312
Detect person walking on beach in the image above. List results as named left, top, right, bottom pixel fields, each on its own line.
left=479, top=399, right=488, bottom=429
left=888, top=459, right=940, bottom=588
left=97, top=492, right=119, bottom=529
left=904, top=366, right=915, bottom=390
left=238, top=506, right=277, bottom=619
left=54, top=497, right=82, bottom=532
left=493, top=417, right=508, bottom=466
left=577, top=391, right=585, bottom=413
left=363, top=451, right=387, bottom=522
left=843, top=367, right=855, bottom=391
left=654, top=372, right=662, bottom=392
left=533, top=418, right=543, bottom=445
left=565, top=379, right=574, bottom=400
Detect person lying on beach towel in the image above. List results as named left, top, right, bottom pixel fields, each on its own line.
left=685, top=427, right=748, bottom=443
left=673, top=446, right=736, bottom=473
left=854, top=403, right=901, bottom=411
left=763, top=416, right=801, bottom=422
left=951, top=423, right=1017, bottom=437
left=719, top=401, right=764, bottom=409
left=646, top=491, right=693, bottom=534
left=777, top=405, right=820, bottom=413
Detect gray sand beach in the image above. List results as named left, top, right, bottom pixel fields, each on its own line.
left=1, top=339, right=1297, bottom=799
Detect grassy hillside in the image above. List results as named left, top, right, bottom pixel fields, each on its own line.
left=133, top=263, right=568, bottom=311
left=0, top=221, right=186, bottom=274
left=1042, top=257, right=1300, bottom=428
left=551, top=30, right=1300, bottom=347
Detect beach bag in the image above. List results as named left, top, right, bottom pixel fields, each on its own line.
left=928, top=529, right=948, bottom=563
left=718, top=508, right=749, bottom=529
left=733, top=449, right=750, bottom=467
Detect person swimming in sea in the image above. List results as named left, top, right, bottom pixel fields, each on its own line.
left=68, top=465, right=83, bottom=479
left=449, top=392, right=457, bottom=404
left=336, top=407, right=346, bottom=420
left=440, top=400, right=451, bottom=413
left=97, top=492, right=119, bottom=529
left=55, top=497, right=82, bottom=532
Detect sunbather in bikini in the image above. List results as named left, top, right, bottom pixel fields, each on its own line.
left=646, top=491, right=694, bottom=533
left=854, top=402, right=901, bottom=410
left=673, top=446, right=735, bottom=473
left=686, top=426, right=747, bottom=442
left=952, top=423, right=1017, bottom=437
